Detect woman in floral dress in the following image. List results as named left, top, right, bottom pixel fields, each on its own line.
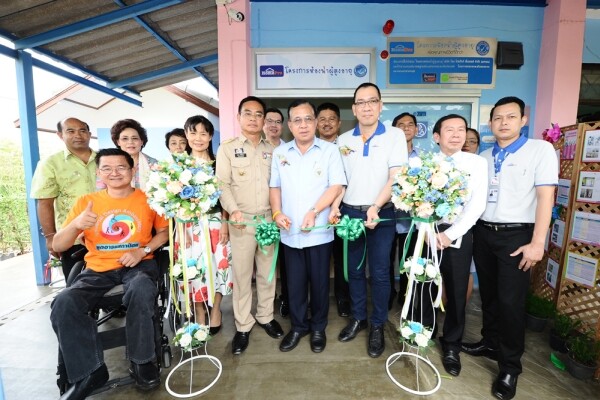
left=180, top=115, right=232, bottom=335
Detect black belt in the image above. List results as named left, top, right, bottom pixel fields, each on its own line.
left=477, top=220, right=534, bottom=232
left=342, top=202, right=393, bottom=212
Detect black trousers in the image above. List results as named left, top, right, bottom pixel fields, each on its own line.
left=332, top=234, right=349, bottom=302
left=278, top=248, right=288, bottom=302
left=473, top=222, right=533, bottom=375
left=282, top=242, right=332, bottom=333
left=389, top=231, right=419, bottom=303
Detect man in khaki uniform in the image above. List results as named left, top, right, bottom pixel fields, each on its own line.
left=216, top=96, right=284, bottom=355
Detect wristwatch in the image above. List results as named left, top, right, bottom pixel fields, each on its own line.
left=142, top=246, right=152, bottom=255
left=310, top=207, right=320, bottom=218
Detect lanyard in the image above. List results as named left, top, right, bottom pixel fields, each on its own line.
left=492, top=134, right=527, bottom=174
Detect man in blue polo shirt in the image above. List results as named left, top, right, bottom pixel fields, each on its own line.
left=334, top=83, right=408, bottom=358
left=462, top=97, right=558, bottom=399
left=270, top=99, right=346, bottom=353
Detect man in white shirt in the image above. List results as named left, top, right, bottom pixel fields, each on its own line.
left=428, top=114, right=488, bottom=377
left=334, top=83, right=408, bottom=358
left=462, top=97, right=558, bottom=400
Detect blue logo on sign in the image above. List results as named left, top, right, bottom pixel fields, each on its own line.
left=354, top=64, right=367, bottom=77
left=389, top=42, right=415, bottom=54
left=416, top=122, right=428, bottom=138
left=260, top=65, right=284, bottom=77
left=476, top=41, right=490, bottom=56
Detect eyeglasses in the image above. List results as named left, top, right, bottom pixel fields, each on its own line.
left=265, top=118, right=282, bottom=125
left=241, top=111, right=264, bottom=120
left=291, top=116, right=316, bottom=126
left=98, top=166, right=131, bottom=174
left=354, top=99, right=380, bottom=109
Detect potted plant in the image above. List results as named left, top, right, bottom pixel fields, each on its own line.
left=566, top=331, right=600, bottom=380
left=549, top=313, right=581, bottom=353
left=525, top=293, right=555, bottom=332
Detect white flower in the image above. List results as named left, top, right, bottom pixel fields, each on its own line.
left=412, top=262, right=425, bottom=276
left=425, top=263, right=437, bottom=279
left=194, top=328, right=208, bottom=341
left=172, top=263, right=182, bottom=278
left=439, top=160, right=452, bottom=173
left=414, top=333, right=430, bottom=347
left=402, top=183, right=417, bottom=195
left=179, top=333, right=192, bottom=348
left=152, top=188, right=168, bottom=203
left=193, top=170, right=211, bottom=183
left=179, top=169, right=192, bottom=185
left=430, top=172, right=449, bottom=189
left=147, top=172, right=162, bottom=187
left=408, top=157, right=422, bottom=168
left=397, top=202, right=411, bottom=212
left=400, top=326, right=413, bottom=339
left=204, top=184, right=216, bottom=195
left=186, top=266, right=198, bottom=280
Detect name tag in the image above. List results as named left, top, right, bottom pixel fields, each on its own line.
left=234, top=148, right=247, bottom=158
left=488, top=188, right=499, bottom=203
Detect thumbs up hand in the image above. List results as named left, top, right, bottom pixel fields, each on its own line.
left=74, top=201, right=97, bottom=230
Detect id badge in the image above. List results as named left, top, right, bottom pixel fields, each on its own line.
left=488, top=188, right=499, bottom=203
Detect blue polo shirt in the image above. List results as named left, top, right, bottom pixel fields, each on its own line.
left=270, top=138, right=347, bottom=249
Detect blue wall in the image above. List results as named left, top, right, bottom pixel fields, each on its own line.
left=251, top=2, right=544, bottom=122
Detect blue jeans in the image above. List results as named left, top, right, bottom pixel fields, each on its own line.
left=51, top=260, right=158, bottom=383
left=341, top=205, right=396, bottom=326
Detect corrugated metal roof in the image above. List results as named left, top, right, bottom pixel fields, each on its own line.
left=0, top=0, right=218, bottom=94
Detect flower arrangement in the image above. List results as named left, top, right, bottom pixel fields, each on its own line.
left=173, top=322, right=211, bottom=352
left=146, top=153, right=221, bottom=221
left=172, top=258, right=204, bottom=282
left=399, top=257, right=441, bottom=285
left=399, top=320, right=435, bottom=350
left=391, top=152, right=469, bottom=222
left=542, top=123, right=561, bottom=144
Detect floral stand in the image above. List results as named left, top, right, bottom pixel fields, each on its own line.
left=385, top=226, right=442, bottom=396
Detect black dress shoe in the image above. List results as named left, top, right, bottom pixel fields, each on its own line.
left=310, top=331, right=327, bottom=353
left=367, top=325, right=385, bottom=358
left=257, top=319, right=284, bottom=338
left=442, top=349, right=462, bottom=376
left=129, top=361, right=160, bottom=391
left=492, top=372, right=518, bottom=400
left=338, top=318, right=368, bottom=342
left=60, top=364, right=108, bottom=400
left=209, top=325, right=221, bottom=336
left=336, top=299, right=350, bottom=317
left=461, top=340, right=498, bottom=360
left=232, top=331, right=250, bottom=355
left=279, top=331, right=307, bottom=352
left=279, top=297, right=289, bottom=318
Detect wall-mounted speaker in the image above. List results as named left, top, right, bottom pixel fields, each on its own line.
left=496, top=42, right=524, bottom=70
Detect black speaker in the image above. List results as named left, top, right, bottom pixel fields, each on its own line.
left=496, top=42, right=524, bottom=70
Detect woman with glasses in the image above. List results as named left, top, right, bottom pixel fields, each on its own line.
left=110, top=119, right=157, bottom=191
left=462, top=128, right=480, bottom=154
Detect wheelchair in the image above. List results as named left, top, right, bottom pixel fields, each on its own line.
left=56, top=247, right=172, bottom=396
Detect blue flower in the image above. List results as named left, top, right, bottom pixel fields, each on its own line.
left=187, top=258, right=197, bottom=267
left=185, top=323, right=200, bottom=334
left=180, top=185, right=195, bottom=199
left=435, top=203, right=451, bottom=217
left=409, top=321, right=423, bottom=334
left=407, top=168, right=420, bottom=176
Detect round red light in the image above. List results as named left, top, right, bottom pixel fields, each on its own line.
left=383, top=20, right=395, bottom=35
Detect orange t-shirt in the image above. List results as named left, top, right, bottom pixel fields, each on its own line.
left=62, top=189, right=168, bottom=272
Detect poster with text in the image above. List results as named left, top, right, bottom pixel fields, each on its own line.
left=546, top=258, right=559, bottom=289
left=582, top=129, right=600, bottom=162
left=565, top=252, right=598, bottom=288
left=562, top=129, right=577, bottom=160
left=576, top=171, right=600, bottom=203
left=550, top=219, right=565, bottom=248
left=571, top=211, right=600, bottom=246
left=556, top=179, right=571, bottom=206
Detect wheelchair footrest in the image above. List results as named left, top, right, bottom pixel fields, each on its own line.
left=99, top=326, right=126, bottom=350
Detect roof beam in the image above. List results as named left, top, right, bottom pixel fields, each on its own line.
left=107, top=54, right=218, bottom=89
left=14, top=0, right=185, bottom=50
left=112, top=0, right=216, bottom=90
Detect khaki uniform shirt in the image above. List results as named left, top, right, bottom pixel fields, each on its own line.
left=216, top=135, right=274, bottom=216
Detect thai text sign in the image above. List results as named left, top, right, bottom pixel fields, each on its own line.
left=255, top=50, right=373, bottom=90
left=387, top=37, right=497, bottom=89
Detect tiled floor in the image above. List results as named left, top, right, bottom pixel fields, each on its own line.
left=0, top=253, right=599, bottom=399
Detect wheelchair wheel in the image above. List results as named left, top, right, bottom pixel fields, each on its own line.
left=162, top=346, right=172, bottom=369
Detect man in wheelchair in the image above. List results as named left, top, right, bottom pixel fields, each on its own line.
left=51, top=148, right=169, bottom=400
